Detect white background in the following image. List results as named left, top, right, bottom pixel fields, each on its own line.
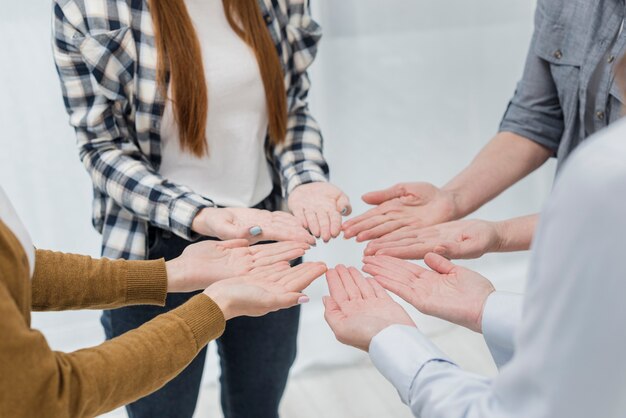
left=0, top=0, right=549, bottom=387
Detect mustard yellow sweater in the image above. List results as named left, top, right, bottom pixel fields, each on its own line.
left=0, top=220, right=226, bottom=418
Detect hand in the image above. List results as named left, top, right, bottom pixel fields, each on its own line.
left=342, top=182, right=459, bottom=242
left=288, top=182, right=352, bottom=243
left=362, top=254, right=495, bottom=333
left=364, top=219, right=503, bottom=259
left=204, top=262, right=328, bottom=320
left=166, top=239, right=310, bottom=292
left=192, top=207, right=316, bottom=245
left=323, top=265, right=416, bottom=352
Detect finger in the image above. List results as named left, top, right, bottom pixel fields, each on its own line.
left=253, top=248, right=307, bottom=266
left=304, top=209, right=322, bottom=238
left=356, top=220, right=406, bottom=242
left=373, top=276, right=414, bottom=302
left=251, top=241, right=309, bottom=258
left=424, top=252, right=458, bottom=274
left=368, top=276, right=393, bottom=299
left=370, top=225, right=421, bottom=244
left=218, top=239, right=250, bottom=249
left=261, top=225, right=317, bottom=246
left=342, top=205, right=389, bottom=233
left=363, top=255, right=427, bottom=277
left=272, top=292, right=310, bottom=311
left=317, top=210, right=332, bottom=243
left=348, top=267, right=376, bottom=299
left=336, top=193, right=352, bottom=216
left=376, top=243, right=434, bottom=260
left=329, top=210, right=342, bottom=239
left=365, top=237, right=422, bottom=256
left=293, top=208, right=309, bottom=229
left=343, top=214, right=394, bottom=240
left=361, top=184, right=404, bottom=205
left=326, top=268, right=348, bottom=302
left=336, top=264, right=362, bottom=300
left=280, top=262, right=328, bottom=291
left=323, top=296, right=344, bottom=328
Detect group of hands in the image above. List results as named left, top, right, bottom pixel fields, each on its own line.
left=170, top=182, right=501, bottom=350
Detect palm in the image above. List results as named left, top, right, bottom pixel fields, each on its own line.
left=366, top=219, right=499, bottom=259
left=363, top=254, right=495, bottom=332
left=343, top=182, right=457, bottom=242
left=288, top=182, right=351, bottom=242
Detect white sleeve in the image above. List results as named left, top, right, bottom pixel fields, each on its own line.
left=481, top=292, right=523, bottom=368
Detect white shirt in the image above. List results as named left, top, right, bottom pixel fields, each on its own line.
left=368, top=117, right=626, bottom=418
left=159, top=0, right=273, bottom=208
left=0, top=186, right=34, bottom=277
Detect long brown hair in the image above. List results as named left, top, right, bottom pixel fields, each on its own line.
left=149, top=0, right=287, bottom=157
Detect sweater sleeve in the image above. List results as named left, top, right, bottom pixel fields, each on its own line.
left=0, top=284, right=225, bottom=418
left=31, top=249, right=168, bottom=311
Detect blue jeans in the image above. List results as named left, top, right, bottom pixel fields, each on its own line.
left=101, top=227, right=301, bottom=418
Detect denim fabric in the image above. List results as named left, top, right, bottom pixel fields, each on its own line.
left=102, top=221, right=301, bottom=418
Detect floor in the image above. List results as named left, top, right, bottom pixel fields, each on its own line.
left=102, top=325, right=496, bottom=418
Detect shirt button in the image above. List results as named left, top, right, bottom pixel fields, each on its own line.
left=596, top=111, right=606, bottom=121
left=553, top=49, right=563, bottom=60
left=264, top=14, right=273, bottom=24
left=608, top=55, right=616, bottom=63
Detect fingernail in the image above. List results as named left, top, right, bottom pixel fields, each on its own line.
left=249, top=226, right=263, bottom=236
left=298, top=296, right=310, bottom=304
left=341, top=207, right=348, bottom=216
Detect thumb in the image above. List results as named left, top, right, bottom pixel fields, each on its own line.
left=336, top=193, right=353, bottom=216
left=219, top=239, right=251, bottom=249
left=362, top=184, right=405, bottom=205
left=424, top=252, right=457, bottom=275
left=275, top=292, right=309, bottom=310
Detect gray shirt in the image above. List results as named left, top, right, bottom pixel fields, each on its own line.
left=500, top=0, right=626, bottom=166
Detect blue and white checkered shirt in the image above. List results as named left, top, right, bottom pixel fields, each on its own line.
left=52, top=0, right=329, bottom=259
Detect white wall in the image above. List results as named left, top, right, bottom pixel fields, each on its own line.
left=0, top=0, right=548, bottom=381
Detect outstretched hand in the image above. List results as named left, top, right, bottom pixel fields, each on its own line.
left=166, top=239, right=310, bottom=292
left=288, top=182, right=352, bottom=243
left=205, top=262, right=328, bottom=320
left=363, top=254, right=494, bottom=332
left=342, top=182, right=459, bottom=242
left=364, top=219, right=502, bottom=259
left=323, top=265, right=416, bottom=352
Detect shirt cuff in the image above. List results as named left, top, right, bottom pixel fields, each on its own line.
left=125, top=259, right=168, bottom=306
left=168, top=193, right=215, bottom=240
left=369, top=325, right=455, bottom=404
left=481, top=291, right=523, bottom=368
left=171, top=294, right=226, bottom=350
left=285, top=167, right=329, bottom=195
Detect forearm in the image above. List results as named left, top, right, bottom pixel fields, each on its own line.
left=494, top=214, right=539, bottom=252
left=31, top=250, right=167, bottom=311
left=443, top=132, right=552, bottom=219
left=2, top=293, right=225, bottom=418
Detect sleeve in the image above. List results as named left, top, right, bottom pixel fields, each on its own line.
left=366, top=135, right=626, bottom=418
left=51, top=1, right=214, bottom=240
left=272, top=0, right=330, bottom=195
left=498, top=2, right=564, bottom=153
left=481, top=292, right=523, bottom=369
left=0, top=286, right=225, bottom=418
left=31, top=249, right=168, bottom=311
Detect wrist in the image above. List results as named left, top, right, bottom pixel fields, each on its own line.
left=203, top=284, right=234, bottom=320
left=192, top=207, right=218, bottom=236
left=490, top=220, right=507, bottom=253
left=471, top=288, right=496, bottom=333
left=441, top=187, right=467, bottom=221
left=165, top=259, right=188, bottom=293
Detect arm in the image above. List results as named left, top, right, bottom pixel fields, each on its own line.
left=365, top=214, right=539, bottom=260
left=343, top=7, right=562, bottom=242
left=2, top=283, right=225, bottom=418
left=31, top=250, right=167, bottom=311
left=52, top=2, right=213, bottom=240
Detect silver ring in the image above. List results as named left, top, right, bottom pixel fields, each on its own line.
left=249, top=226, right=263, bottom=236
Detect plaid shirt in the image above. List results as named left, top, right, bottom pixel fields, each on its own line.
left=52, top=0, right=329, bottom=260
